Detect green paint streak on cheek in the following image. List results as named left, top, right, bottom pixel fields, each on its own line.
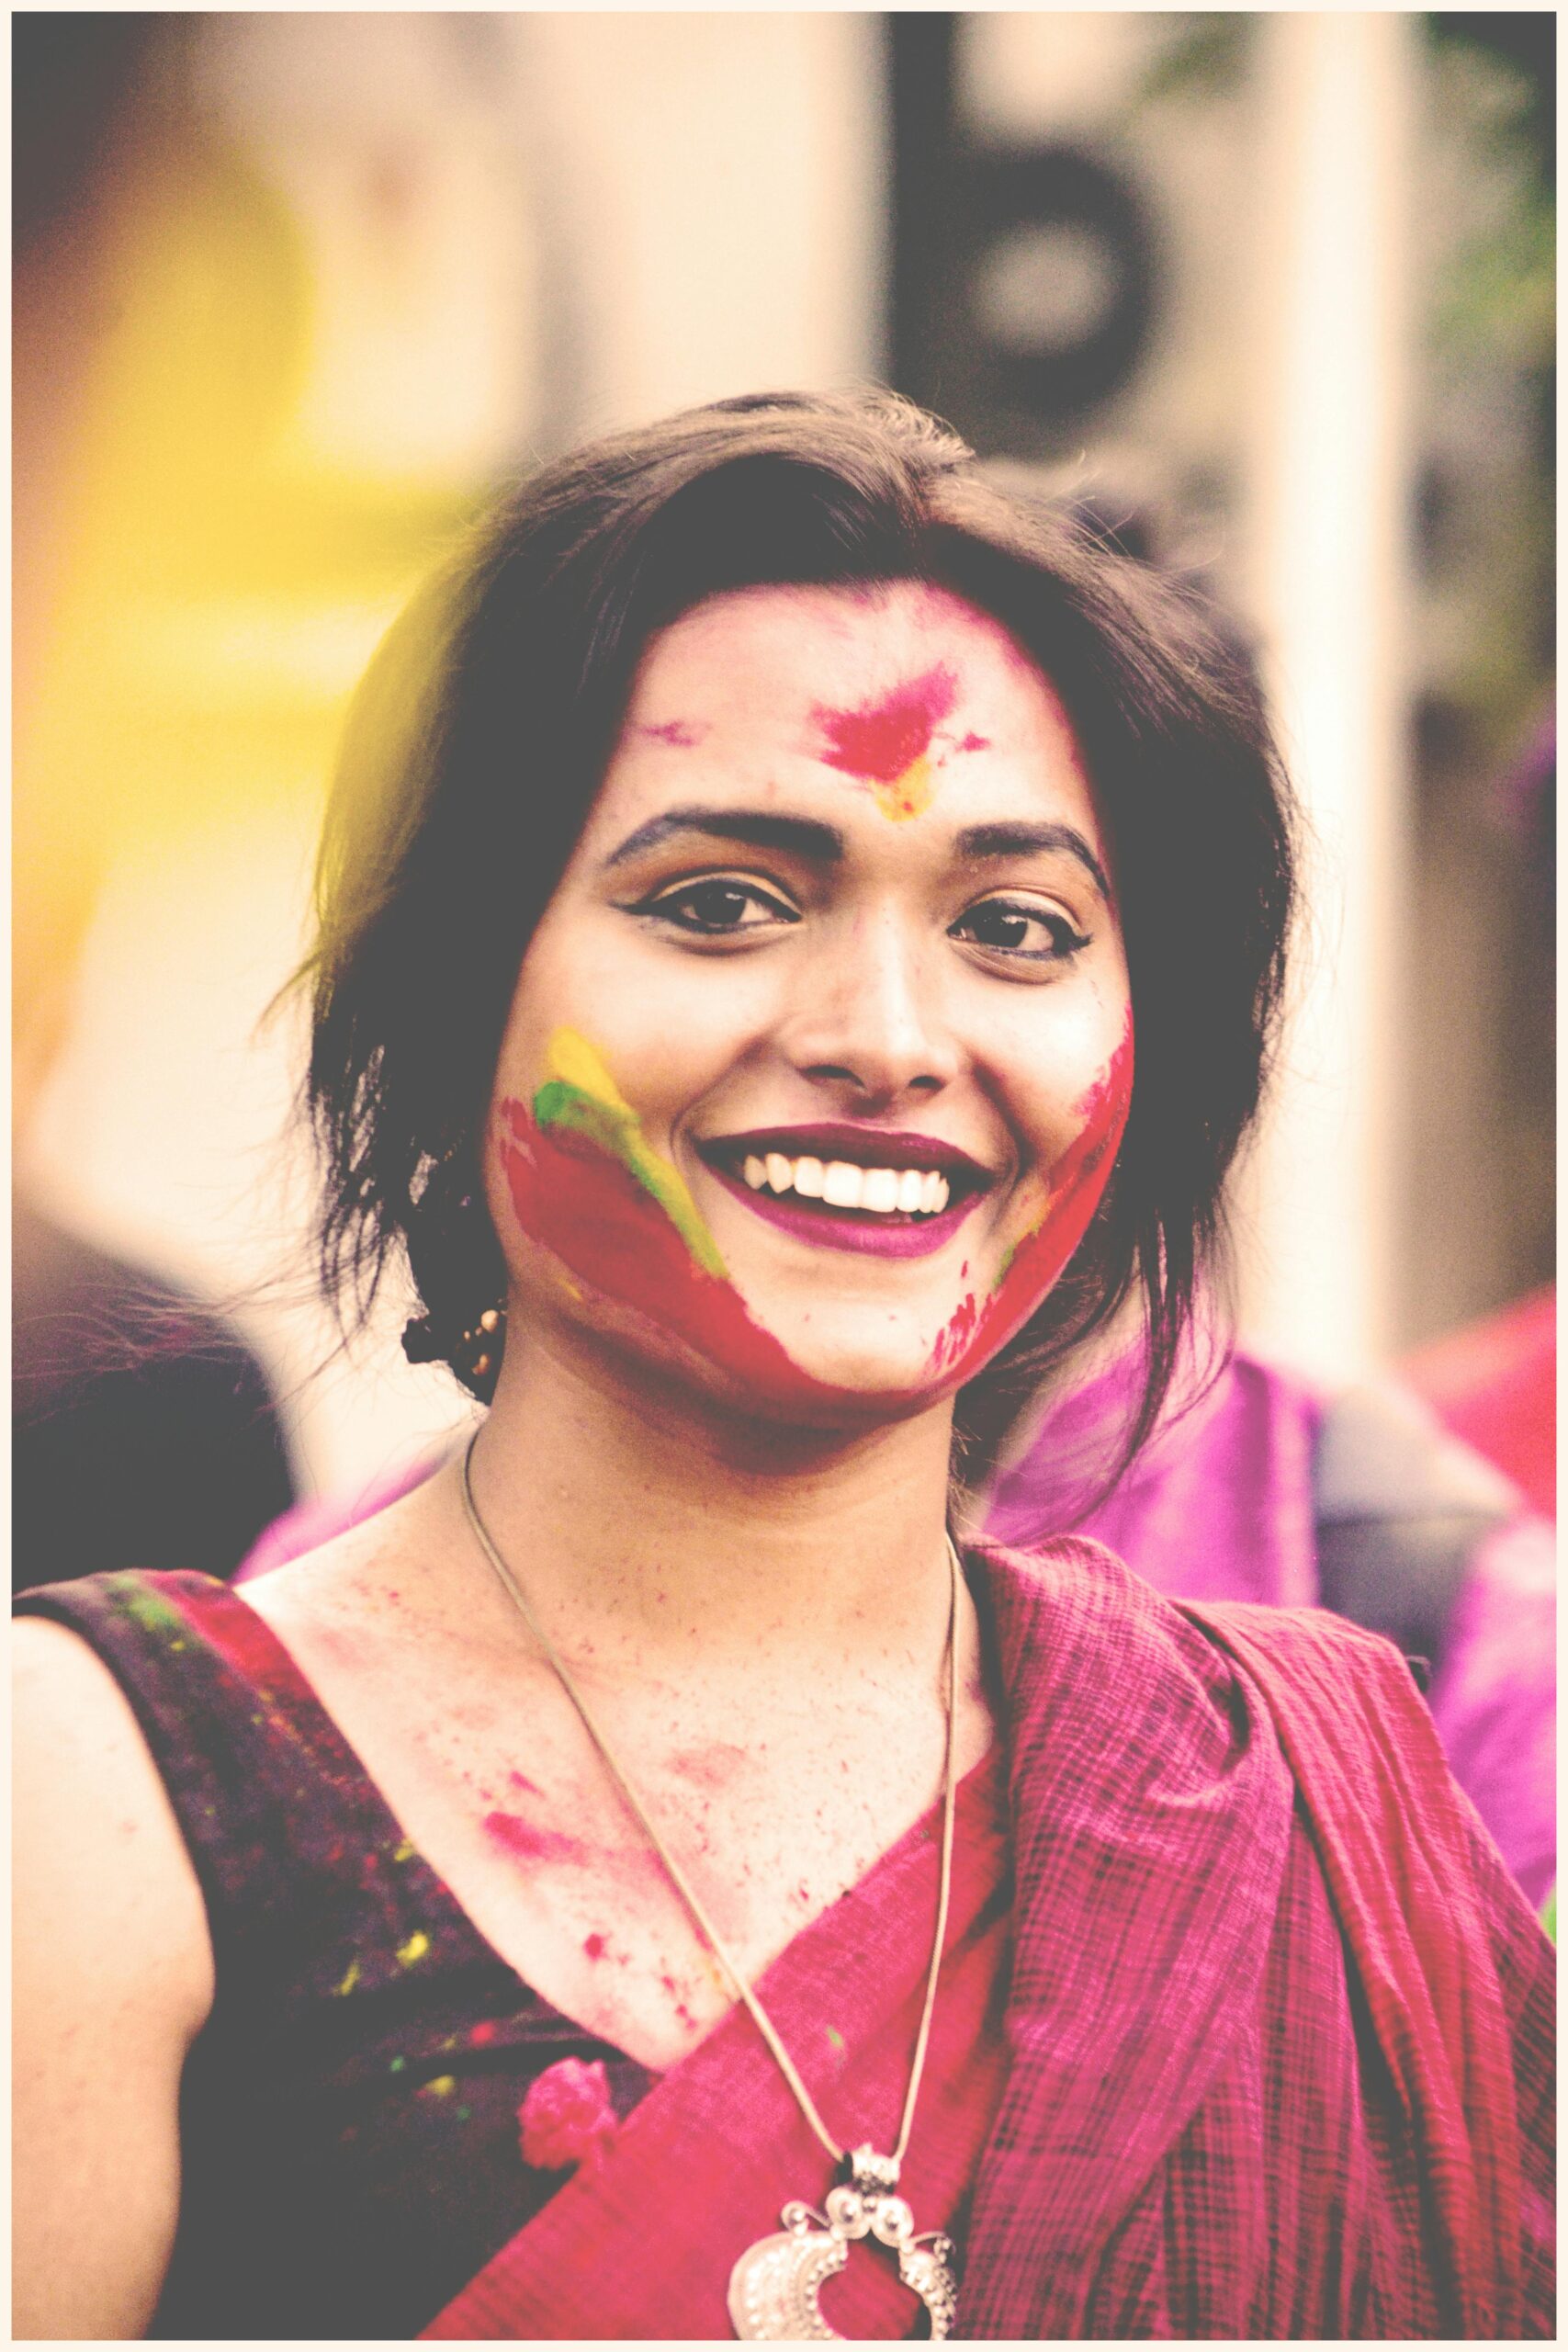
left=532, top=1030, right=728, bottom=1280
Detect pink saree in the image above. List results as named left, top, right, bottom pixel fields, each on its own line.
left=424, top=1541, right=1553, bottom=2340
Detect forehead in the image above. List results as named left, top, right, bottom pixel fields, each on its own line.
left=597, top=579, right=1100, bottom=840
left=627, top=580, right=1050, bottom=740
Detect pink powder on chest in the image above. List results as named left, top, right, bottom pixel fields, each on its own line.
left=483, top=1809, right=581, bottom=1864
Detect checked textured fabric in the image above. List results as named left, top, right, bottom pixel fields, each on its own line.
left=955, top=1543, right=1552, bottom=2337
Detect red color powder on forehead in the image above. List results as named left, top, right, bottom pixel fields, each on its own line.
left=814, top=664, right=959, bottom=782
left=638, top=718, right=707, bottom=748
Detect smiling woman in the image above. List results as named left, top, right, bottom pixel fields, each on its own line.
left=13, top=392, right=1552, bottom=2341
left=488, top=576, right=1133, bottom=1418
left=310, top=393, right=1292, bottom=1488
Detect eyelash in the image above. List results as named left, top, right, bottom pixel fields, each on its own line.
left=625, top=876, right=1091, bottom=967
left=950, top=896, right=1091, bottom=965
left=625, top=876, right=802, bottom=935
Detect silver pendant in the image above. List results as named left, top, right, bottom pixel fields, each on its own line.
left=728, top=2146, right=958, bottom=2341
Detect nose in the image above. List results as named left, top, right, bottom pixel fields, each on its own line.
left=783, top=910, right=961, bottom=1107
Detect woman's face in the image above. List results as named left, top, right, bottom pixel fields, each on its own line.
left=487, top=580, right=1133, bottom=1425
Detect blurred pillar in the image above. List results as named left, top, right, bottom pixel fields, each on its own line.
left=1235, top=14, right=1416, bottom=1375
left=508, top=13, right=886, bottom=434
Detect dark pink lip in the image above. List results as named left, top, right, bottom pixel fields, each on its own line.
left=707, top=1161, right=984, bottom=1259
left=700, top=1124, right=996, bottom=1182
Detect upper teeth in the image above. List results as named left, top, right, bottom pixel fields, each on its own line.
left=740, top=1155, right=951, bottom=1216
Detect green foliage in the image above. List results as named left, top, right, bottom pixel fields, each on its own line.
left=1423, top=15, right=1555, bottom=372
left=1134, top=15, right=1249, bottom=109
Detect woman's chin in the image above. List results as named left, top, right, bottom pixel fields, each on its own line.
left=515, top=1271, right=961, bottom=1437
left=723, top=1305, right=964, bottom=1417
left=665, top=1324, right=955, bottom=1432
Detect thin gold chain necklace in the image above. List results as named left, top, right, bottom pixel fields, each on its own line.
left=459, top=1434, right=962, bottom=2340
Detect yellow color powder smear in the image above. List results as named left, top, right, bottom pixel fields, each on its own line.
left=541, top=1025, right=728, bottom=1280
left=547, top=1027, right=634, bottom=1114
left=871, top=753, right=933, bottom=822
left=334, top=1957, right=362, bottom=1997
left=397, top=1930, right=431, bottom=1969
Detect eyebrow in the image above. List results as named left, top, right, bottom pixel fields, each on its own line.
left=955, top=821, right=1112, bottom=901
left=603, top=807, right=846, bottom=868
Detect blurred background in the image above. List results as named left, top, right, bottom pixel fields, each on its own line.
left=15, top=10, right=1554, bottom=1532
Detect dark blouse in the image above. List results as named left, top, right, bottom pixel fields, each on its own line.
left=17, top=1570, right=660, bottom=2339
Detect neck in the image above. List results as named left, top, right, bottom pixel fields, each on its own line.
left=461, top=1324, right=957, bottom=1685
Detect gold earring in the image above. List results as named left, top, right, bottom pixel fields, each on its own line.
left=458, top=1304, right=505, bottom=1383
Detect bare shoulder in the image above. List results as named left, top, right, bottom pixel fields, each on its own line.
left=14, top=1616, right=214, bottom=2337
left=15, top=1614, right=215, bottom=1991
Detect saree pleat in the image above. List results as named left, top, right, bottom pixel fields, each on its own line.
left=1183, top=1600, right=1526, bottom=2337
left=957, top=1537, right=1302, bottom=2337
left=959, top=1545, right=1551, bottom=2339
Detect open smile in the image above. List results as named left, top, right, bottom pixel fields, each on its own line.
left=697, top=1124, right=997, bottom=1260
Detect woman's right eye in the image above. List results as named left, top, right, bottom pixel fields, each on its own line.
left=630, top=877, right=801, bottom=936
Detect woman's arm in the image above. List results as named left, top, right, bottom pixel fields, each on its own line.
left=13, top=1618, right=215, bottom=2339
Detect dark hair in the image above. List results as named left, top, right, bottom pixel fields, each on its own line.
left=304, top=388, right=1295, bottom=1497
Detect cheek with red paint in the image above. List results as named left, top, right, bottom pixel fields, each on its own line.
left=927, top=1012, right=1134, bottom=1384
left=494, top=1012, right=1134, bottom=1413
left=496, top=1094, right=842, bottom=1412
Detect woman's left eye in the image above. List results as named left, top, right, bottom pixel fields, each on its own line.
left=950, top=897, right=1090, bottom=964
left=632, top=877, right=800, bottom=935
